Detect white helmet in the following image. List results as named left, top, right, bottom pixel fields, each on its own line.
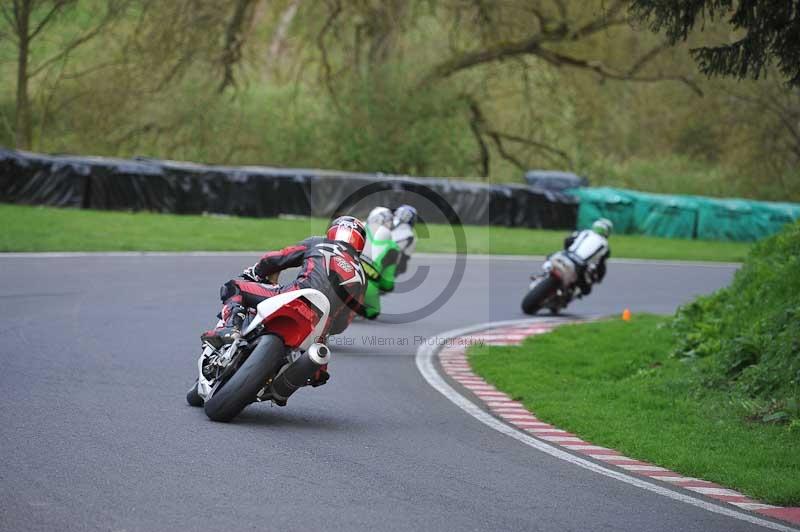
left=367, top=207, right=393, bottom=229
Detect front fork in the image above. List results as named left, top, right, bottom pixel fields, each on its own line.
left=196, top=337, right=243, bottom=401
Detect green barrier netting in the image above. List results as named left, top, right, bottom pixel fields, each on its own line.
left=629, top=191, right=699, bottom=239
left=695, top=197, right=765, bottom=242
left=567, top=187, right=800, bottom=241
left=751, top=201, right=800, bottom=239
left=569, top=187, right=636, bottom=233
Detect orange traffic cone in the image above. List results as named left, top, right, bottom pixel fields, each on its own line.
left=622, top=308, right=632, bottom=321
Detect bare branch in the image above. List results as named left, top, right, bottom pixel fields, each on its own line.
left=316, top=0, right=342, bottom=107
left=487, top=129, right=572, bottom=166
left=1, top=4, right=18, bottom=38
left=486, top=130, right=527, bottom=170
left=269, top=0, right=302, bottom=61
left=534, top=46, right=704, bottom=96
left=465, top=96, right=490, bottom=178
left=626, top=41, right=669, bottom=76
left=29, top=1, right=128, bottom=78
left=29, top=0, right=72, bottom=41
left=567, top=0, right=628, bottom=41
left=218, top=0, right=259, bottom=93
left=421, top=33, right=545, bottom=84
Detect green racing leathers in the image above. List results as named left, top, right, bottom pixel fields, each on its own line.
left=360, top=225, right=400, bottom=319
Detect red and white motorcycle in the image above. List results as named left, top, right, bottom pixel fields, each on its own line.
left=186, top=289, right=332, bottom=422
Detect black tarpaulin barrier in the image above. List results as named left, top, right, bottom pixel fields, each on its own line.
left=502, top=184, right=578, bottom=229
left=307, top=173, right=396, bottom=219
left=0, top=149, right=578, bottom=229
left=539, top=188, right=579, bottom=229
left=1, top=149, right=90, bottom=208
left=70, top=156, right=172, bottom=211
left=488, top=185, right=515, bottom=226
left=154, top=159, right=232, bottom=215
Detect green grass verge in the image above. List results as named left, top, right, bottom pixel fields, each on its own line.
left=468, top=315, right=800, bottom=505
left=0, top=203, right=750, bottom=261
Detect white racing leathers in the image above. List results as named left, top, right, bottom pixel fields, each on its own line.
left=391, top=222, right=416, bottom=275
left=566, top=229, right=609, bottom=288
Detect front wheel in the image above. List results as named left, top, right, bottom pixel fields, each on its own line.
left=521, top=276, right=559, bottom=315
left=203, top=335, right=285, bottom=422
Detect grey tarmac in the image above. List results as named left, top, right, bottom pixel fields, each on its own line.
left=2, top=253, right=784, bottom=532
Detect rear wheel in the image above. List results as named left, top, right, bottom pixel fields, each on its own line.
left=521, top=277, right=559, bottom=315
left=203, top=335, right=285, bottom=422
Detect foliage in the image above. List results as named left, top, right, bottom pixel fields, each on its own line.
left=631, top=0, right=800, bottom=86
left=671, top=221, right=800, bottom=423
left=313, top=66, right=476, bottom=176
left=1, top=1, right=799, bottom=201
left=469, top=315, right=800, bottom=505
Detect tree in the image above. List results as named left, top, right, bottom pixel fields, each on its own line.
left=630, top=0, right=800, bottom=86
left=1, top=0, right=129, bottom=149
left=302, top=0, right=701, bottom=178
left=420, top=0, right=701, bottom=177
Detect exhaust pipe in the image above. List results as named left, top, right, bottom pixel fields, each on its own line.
left=269, top=343, right=330, bottom=404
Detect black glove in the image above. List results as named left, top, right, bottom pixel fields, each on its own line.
left=242, top=265, right=262, bottom=282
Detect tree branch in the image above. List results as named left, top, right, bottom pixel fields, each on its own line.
left=534, top=46, right=703, bottom=96
left=567, top=0, right=628, bottom=41
left=465, top=96, right=490, bottom=178
left=487, top=129, right=572, bottom=166
left=316, top=0, right=342, bottom=107
left=218, top=0, right=259, bottom=93
left=1, top=3, right=18, bottom=40
left=29, top=0, right=72, bottom=41
left=486, top=130, right=527, bottom=171
left=29, top=1, right=128, bottom=78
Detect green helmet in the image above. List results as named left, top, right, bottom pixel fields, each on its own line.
left=591, top=218, right=613, bottom=238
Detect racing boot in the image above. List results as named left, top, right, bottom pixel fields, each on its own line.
left=201, top=303, right=246, bottom=348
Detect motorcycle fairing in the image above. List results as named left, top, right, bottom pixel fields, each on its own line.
left=242, top=288, right=330, bottom=350
left=544, top=251, right=579, bottom=286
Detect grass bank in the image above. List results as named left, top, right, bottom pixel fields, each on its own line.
left=0, top=203, right=751, bottom=261
left=468, top=315, right=800, bottom=505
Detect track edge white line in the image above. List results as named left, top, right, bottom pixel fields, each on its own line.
left=414, top=318, right=798, bottom=532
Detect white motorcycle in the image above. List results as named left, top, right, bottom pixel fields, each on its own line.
left=521, top=230, right=608, bottom=315
left=186, top=289, right=332, bottom=422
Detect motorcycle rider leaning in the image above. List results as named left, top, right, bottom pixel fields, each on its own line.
left=201, top=216, right=368, bottom=382
left=360, top=206, right=400, bottom=319
left=563, top=218, right=613, bottom=296
left=391, top=204, right=417, bottom=275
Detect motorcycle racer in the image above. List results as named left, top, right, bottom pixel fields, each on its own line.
left=360, top=207, right=400, bottom=319
left=202, top=216, right=368, bottom=360
left=563, top=218, right=612, bottom=296
left=391, top=204, right=417, bottom=275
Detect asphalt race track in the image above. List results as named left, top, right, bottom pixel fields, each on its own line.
left=4, top=253, right=783, bottom=532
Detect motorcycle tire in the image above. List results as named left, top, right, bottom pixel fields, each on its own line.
left=521, top=277, right=559, bottom=315
left=186, top=380, right=203, bottom=407
left=204, top=334, right=285, bottom=422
